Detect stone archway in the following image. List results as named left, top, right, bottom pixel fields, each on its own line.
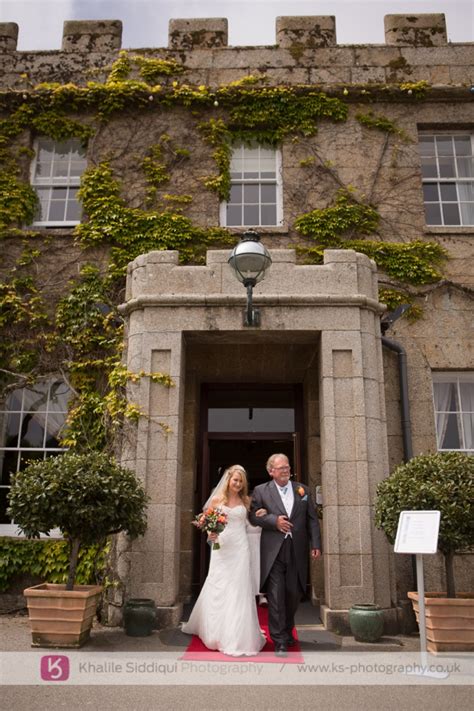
left=117, top=248, right=396, bottom=631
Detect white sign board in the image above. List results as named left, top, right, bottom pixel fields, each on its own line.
left=394, top=510, right=440, bottom=554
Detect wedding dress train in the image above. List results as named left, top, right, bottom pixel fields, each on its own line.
left=182, top=505, right=266, bottom=656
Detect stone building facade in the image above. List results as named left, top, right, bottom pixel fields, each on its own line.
left=0, top=14, right=472, bottom=631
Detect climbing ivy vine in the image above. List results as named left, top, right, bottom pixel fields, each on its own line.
left=0, top=51, right=444, bottom=451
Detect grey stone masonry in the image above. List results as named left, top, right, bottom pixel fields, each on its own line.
left=0, top=14, right=472, bottom=92
left=0, top=23, right=18, bottom=51
left=62, top=20, right=123, bottom=52
left=276, top=16, right=337, bottom=48
left=384, top=13, right=447, bottom=46
left=168, top=18, right=228, bottom=49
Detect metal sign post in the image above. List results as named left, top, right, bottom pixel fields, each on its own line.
left=394, top=510, right=447, bottom=678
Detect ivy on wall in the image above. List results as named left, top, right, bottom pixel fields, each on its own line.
left=0, top=52, right=447, bottom=582
left=0, top=538, right=108, bottom=592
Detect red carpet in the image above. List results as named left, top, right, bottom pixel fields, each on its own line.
left=181, top=605, right=304, bottom=663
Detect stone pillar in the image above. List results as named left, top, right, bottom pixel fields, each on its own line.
left=276, top=16, right=337, bottom=49
left=168, top=18, right=228, bottom=49
left=384, top=14, right=447, bottom=46
left=62, top=20, right=122, bottom=52
left=121, top=251, right=185, bottom=628
left=0, top=23, right=18, bottom=51
left=319, top=251, right=396, bottom=633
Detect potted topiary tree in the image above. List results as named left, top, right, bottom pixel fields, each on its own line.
left=375, top=451, right=474, bottom=652
left=8, top=450, right=148, bottom=648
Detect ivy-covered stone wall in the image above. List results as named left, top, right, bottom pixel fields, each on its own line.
left=0, top=14, right=473, bottom=600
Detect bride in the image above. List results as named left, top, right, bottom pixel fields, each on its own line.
left=182, top=464, right=266, bottom=656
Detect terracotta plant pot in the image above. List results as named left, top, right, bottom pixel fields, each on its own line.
left=408, top=592, right=474, bottom=653
left=24, top=583, right=102, bottom=648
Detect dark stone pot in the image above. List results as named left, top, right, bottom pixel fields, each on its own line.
left=348, top=603, right=384, bottom=642
left=123, top=598, right=156, bottom=637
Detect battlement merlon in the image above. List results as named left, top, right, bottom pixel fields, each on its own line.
left=0, top=15, right=472, bottom=91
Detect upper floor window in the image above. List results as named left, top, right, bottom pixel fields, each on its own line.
left=0, top=379, right=71, bottom=533
left=432, top=372, right=474, bottom=453
left=31, top=138, right=87, bottom=226
left=220, top=144, right=282, bottom=227
left=419, top=133, right=474, bottom=226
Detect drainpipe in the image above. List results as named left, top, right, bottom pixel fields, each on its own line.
left=381, top=336, right=413, bottom=461
left=381, top=333, right=417, bottom=592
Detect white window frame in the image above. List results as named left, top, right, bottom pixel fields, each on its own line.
left=0, top=379, right=70, bottom=536
left=220, top=143, right=283, bottom=228
left=419, top=131, right=474, bottom=227
left=30, top=137, right=86, bottom=227
left=432, top=372, right=474, bottom=454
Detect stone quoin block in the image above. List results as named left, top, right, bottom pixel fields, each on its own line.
left=62, top=20, right=123, bottom=52
left=0, top=23, right=18, bottom=51
left=384, top=14, right=447, bottom=46
left=168, top=18, right=228, bottom=49
left=276, top=16, right=337, bottom=49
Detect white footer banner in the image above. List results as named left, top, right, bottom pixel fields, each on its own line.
left=1, top=651, right=473, bottom=685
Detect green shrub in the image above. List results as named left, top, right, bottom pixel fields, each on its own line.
left=375, top=452, right=474, bottom=597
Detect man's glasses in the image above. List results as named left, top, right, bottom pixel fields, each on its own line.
left=272, top=466, right=290, bottom=472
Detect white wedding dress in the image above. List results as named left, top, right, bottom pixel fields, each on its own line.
left=182, top=505, right=266, bottom=656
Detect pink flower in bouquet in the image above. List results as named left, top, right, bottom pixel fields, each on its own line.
left=192, top=507, right=228, bottom=549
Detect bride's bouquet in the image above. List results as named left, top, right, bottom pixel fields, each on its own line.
left=192, top=507, right=228, bottom=550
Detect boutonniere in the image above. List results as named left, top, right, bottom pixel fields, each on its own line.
left=297, top=486, right=305, bottom=497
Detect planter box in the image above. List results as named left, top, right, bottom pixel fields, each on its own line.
left=24, top=583, right=102, bottom=648
left=408, top=592, right=474, bottom=653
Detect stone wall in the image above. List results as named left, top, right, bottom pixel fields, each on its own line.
left=0, top=14, right=472, bottom=90
left=1, top=13, right=473, bottom=613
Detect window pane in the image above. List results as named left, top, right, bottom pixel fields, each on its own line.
left=53, top=161, right=69, bottom=178
left=456, top=158, right=474, bottom=178
left=461, top=414, right=474, bottom=448
left=425, top=203, right=442, bottom=224
left=442, top=203, right=461, bottom=225
left=37, top=139, right=54, bottom=160
left=48, top=382, right=71, bottom=412
left=244, top=205, right=259, bottom=225
left=35, top=161, right=52, bottom=178
left=421, top=158, right=438, bottom=178
left=438, top=157, right=456, bottom=178
left=458, top=183, right=474, bottom=201
left=261, top=204, right=277, bottom=225
left=49, top=200, right=66, bottom=221
left=439, top=183, right=457, bottom=201
left=0, top=489, right=12, bottom=524
left=261, top=184, right=276, bottom=202
left=454, top=136, right=471, bottom=156
left=226, top=205, right=242, bottom=226
left=460, top=382, right=474, bottom=412
left=229, top=184, right=242, bottom=203
left=440, top=413, right=461, bottom=449
left=460, top=202, right=474, bottom=225
left=1, top=451, right=18, bottom=485
left=4, top=413, right=20, bottom=447
left=19, top=414, right=45, bottom=448
left=65, top=200, right=81, bottom=222
left=6, top=389, right=23, bottom=411
left=418, top=136, right=435, bottom=156
left=23, top=384, right=50, bottom=412
left=436, top=136, right=454, bottom=155
left=243, top=184, right=259, bottom=203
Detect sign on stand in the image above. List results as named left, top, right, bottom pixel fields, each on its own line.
left=394, top=510, right=446, bottom=678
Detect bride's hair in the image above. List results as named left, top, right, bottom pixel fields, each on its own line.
left=215, top=464, right=250, bottom=509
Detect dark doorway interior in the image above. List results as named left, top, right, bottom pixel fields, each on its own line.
left=208, top=437, right=295, bottom=494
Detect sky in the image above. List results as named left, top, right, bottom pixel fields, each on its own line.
left=0, top=0, right=472, bottom=50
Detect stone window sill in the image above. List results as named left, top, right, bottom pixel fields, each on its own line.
left=424, top=226, right=474, bottom=236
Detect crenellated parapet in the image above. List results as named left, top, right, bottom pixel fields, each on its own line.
left=0, top=14, right=472, bottom=91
